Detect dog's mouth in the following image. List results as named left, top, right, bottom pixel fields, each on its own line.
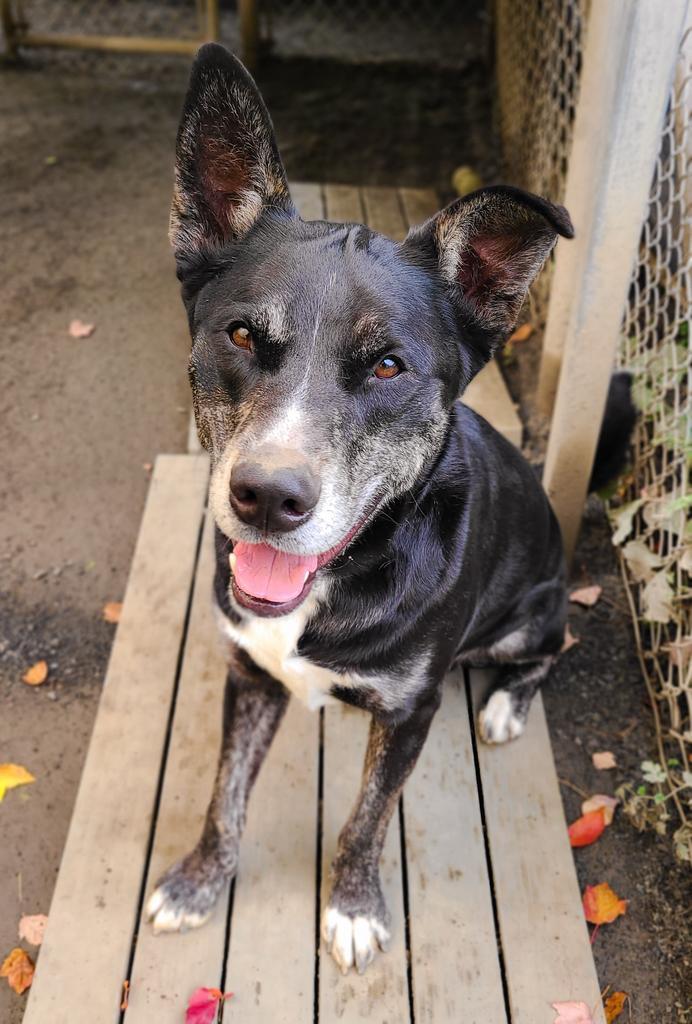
left=229, top=512, right=372, bottom=618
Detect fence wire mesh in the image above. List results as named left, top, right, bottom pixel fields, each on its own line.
left=611, top=24, right=692, bottom=863
left=496, top=3, right=691, bottom=861
left=495, top=0, right=588, bottom=323
left=258, top=0, right=486, bottom=69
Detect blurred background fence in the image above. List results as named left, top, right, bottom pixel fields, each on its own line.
left=2, top=0, right=690, bottom=859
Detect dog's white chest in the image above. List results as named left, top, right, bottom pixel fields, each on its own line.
left=215, top=598, right=340, bottom=710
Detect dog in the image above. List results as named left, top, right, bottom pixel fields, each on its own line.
left=146, top=44, right=633, bottom=976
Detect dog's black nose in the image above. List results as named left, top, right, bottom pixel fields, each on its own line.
left=230, top=451, right=321, bottom=533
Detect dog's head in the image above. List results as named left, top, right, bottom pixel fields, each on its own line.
left=172, top=44, right=573, bottom=618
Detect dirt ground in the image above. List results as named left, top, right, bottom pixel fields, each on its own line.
left=0, top=37, right=689, bottom=1024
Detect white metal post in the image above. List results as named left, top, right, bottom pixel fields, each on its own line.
left=539, top=0, right=689, bottom=562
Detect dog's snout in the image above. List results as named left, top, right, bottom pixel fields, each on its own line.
left=229, top=449, right=321, bottom=533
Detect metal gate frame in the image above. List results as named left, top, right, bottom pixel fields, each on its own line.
left=1, top=0, right=220, bottom=58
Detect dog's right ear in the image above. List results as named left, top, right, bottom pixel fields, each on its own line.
left=171, top=44, right=294, bottom=265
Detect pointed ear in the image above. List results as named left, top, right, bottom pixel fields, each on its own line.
left=403, top=185, right=573, bottom=352
left=171, top=44, right=294, bottom=264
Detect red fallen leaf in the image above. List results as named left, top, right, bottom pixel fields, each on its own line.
left=568, top=807, right=606, bottom=847
left=582, top=794, right=618, bottom=825
left=583, top=883, right=628, bottom=925
left=185, top=987, right=233, bottom=1024
left=569, top=585, right=602, bottom=607
left=604, top=991, right=627, bottom=1023
left=1, top=947, right=35, bottom=994
left=68, top=319, right=95, bottom=338
left=552, top=1001, right=594, bottom=1023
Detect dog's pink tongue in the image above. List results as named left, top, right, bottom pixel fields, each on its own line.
left=232, top=542, right=318, bottom=603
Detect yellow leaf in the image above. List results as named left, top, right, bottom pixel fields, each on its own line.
left=0, top=764, right=35, bottom=802
left=1, top=947, right=35, bottom=994
left=102, top=602, right=123, bottom=624
left=509, top=322, right=534, bottom=343
left=582, top=882, right=628, bottom=925
left=22, top=661, right=48, bottom=686
left=604, top=991, right=627, bottom=1023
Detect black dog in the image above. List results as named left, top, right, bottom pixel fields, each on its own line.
left=147, top=45, right=631, bottom=975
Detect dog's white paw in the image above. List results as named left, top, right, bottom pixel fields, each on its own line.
left=146, top=885, right=213, bottom=934
left=322, top=906, right=391, bottom=975
left=478, top=689, right=525, bottom=744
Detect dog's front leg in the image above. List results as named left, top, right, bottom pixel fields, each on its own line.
left=147, top=650, right=288, bottom=933
left=323, top=688, right=440, bottom=974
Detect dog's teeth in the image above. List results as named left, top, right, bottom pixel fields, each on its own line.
left=229, top=553, right=236, bottom=573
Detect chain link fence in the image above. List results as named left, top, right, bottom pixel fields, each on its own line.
left=498, top=1, right=691, bottom=861
left=611, top=24, right=691, bottom=862
left=495, top=0, right=588, bottom=323
left=257, top=0, right=487, bottom=69
left=1, top=0, right=222, bottom=74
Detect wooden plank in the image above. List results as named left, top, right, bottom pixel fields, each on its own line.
left=124, top=512, right=230, bottom=1023
left=319, top=704, right=410, bottom=1023
left=23, top=454, right=209, bottom=1024
left=291, top=181, right=325, bottom=221
left=224, top=692, right=319, bottom=1021
left=470, top=670, right=606, bottom=1024
left=362, top=186, right=408, bottom=241
left=398, top=186, right=439, bottom=227
left=405, top=675, right=507, bottom=1023
left=463, top=360, right=523, bottom=448
left=324, top=183, right=363, bottom=223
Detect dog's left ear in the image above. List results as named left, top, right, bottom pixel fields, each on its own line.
left=171, top=44, right=294, bottom=265
left=403, top=185, right=573, bottom=355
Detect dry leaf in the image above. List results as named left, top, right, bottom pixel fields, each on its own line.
left=552, top=1001, right=594, bottom=1024
left=581, top=794, right=618, bottom=826
left=22, top=661, right=48, bottom=686
left=592, top=751, right=617, bottom=770
left=641, top=570, right=675, bottom=625
left=568, top=808, right=606, bottom=848
left=0, top=764, right=36, bottom=802
left=561, top=624, right=580, bottom=654
left=509, top=322, right=534, bottom=343
left=120, top=979, right=130, bottom=1011
left=102, top=602, right=122, bottom=624
left=604, top=991, right=627, bottom=1023
left=185, top=987, right=233, bottom=1024
left=621, top=539, right=662, bottom=583
left=18, top=915, right=47, bottom=947
left=68, top=319, right=95, bottom=339
left=583, top=882, right=628, bottom=925
left=609, top=498, right=643, bottom=546
left=662, top=637, right=692, bottom=672
left=1, top=947, right=35, bottom=995
left=569, top=585, right=602, bottom=607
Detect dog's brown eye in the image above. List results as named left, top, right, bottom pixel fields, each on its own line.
left=374, top=355, right=402, bottom=379
left=230, top=325, right=253, bottom=351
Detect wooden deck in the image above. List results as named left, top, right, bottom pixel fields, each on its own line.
left=23, top=186, right=604, bottom=1024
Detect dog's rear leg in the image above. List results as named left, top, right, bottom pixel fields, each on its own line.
left=147, top=652, right=288, bottom=933
left=477, top=656, right=554, bottom=744
left=323, top=687, right=440, bottom=974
